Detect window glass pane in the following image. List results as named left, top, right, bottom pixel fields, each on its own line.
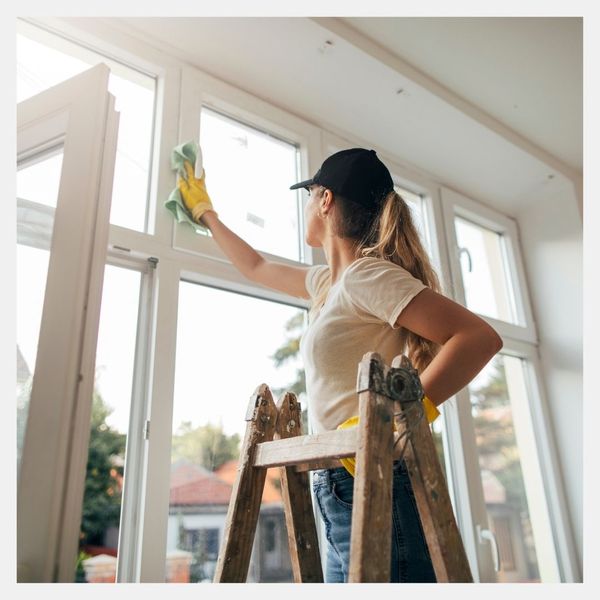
left=469, top=354, right=559, bottom=582
left=17, top=151, right=63, bottom=209
left=166, top=282, right=305, bottom=582
left=77, top=265, right=141, bottom=583
left=17, top=24, right=155, bottom=233
left=199, top=107, right=302, bottom=262
left=396, top=186, right=430, bottom=254
left=16, top=150, right=64, bottom=472
left=454, top=216, right=519, bottom=324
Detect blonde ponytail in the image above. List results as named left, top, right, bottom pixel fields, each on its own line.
left=358, top=190, right=442, bottom=373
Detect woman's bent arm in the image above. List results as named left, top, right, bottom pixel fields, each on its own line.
left=201, top=211, right=310, bottom=299
left=395, top=288, right=503, bottom=406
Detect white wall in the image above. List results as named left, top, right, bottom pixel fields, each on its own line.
left=515, top=180, right=583, bottom=574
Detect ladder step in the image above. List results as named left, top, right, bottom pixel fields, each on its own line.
left=253, top=428, right=406, bottom=469
left=253, top=428, right=357, bottom=468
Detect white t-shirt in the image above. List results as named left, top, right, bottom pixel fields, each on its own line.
left=298, top=256, right=428, bottom=434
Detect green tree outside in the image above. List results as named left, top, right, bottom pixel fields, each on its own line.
left=170, top=422, right=241, bottom=471
left=470, top=358, right=527, bottom=509
left=269, top=311, right=309, bottom=432
left=79, top=390, right=126, bottom=546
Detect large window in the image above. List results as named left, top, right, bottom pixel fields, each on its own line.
left=17, top=20, right=156, bottom=233
left=441, top=186, right=562, bottom=582
left=468, top=353, right=557, bottom=582
left=199, top=106, right=303, bottom=262
left=455, top=216, right=519, bottom=325
left=165, top=281, right=305, bottom=582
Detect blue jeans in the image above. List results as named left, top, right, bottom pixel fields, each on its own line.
left=312, top=460, right=437, bottom=583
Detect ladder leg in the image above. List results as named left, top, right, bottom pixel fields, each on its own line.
left=348, top=354, right=395, bottom=582
left=391, top=354, right=473, bottom=583
left=213, top=384, right=277, bottom=582
left=276, top=393, right=323, bottom=583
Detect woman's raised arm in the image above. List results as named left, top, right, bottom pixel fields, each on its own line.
left=201, top=211, right=310, bottom=300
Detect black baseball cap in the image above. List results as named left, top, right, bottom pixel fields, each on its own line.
left=290, top=148, right=394, bottom=209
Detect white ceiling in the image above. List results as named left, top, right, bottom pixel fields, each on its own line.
left=91, top=16, right=581, bottom=216
left=342, top=17, right=582, bottom=173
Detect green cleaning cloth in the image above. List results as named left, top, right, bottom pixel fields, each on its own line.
left=164, top=140, right=209, bottom=234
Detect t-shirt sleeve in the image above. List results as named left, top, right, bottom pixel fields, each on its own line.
left=343, top=258, right=428, bottom=328
left=305, top=264, right=330, bottom=300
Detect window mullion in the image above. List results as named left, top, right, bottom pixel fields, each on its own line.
left=115, top=256, right=157, bottom=582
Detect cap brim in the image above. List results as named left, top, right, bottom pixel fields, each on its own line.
left=289, top=178, right=314, bottom=190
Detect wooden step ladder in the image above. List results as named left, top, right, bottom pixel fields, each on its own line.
left=213, top=351, right=473, bottom=583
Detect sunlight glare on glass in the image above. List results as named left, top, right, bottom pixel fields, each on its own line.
left=174, top=281, right=307, bottom=438
left=17, top=29, right=155, bottom=233
left=200, top=107, right=301, bottom=262
left=455, top=217, right=516, bottom=323
left=93, top=266, right=141, bottom=434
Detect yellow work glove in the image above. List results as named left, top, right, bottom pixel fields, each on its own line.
left=178, top=160, right=217, bottom=223
left=337, top=395, right=440, bottom=477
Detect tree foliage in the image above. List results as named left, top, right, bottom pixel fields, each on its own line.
left=171, top=422, right=240, bottom=471
left=471, top=358, right=526, bottom=508
left=269, top=311, right=308, bottom=431
left=80, top=391, right=126, bottom=546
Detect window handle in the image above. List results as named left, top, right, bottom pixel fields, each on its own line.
left=477, top=524, right=500, bottom=572
left=458, top=246, right=473, bottom=272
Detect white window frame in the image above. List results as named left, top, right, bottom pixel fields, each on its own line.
left=17, top=64, right=119, bottom=583
left=444, top=338, right=579, bottom=582
left=173, top=66, right=323, bottom=268
left=17, top=18, right=159, bottom=235
left=503, top=339, right=580, bottom=582
left=438, top=186, right=579, bottom=582
left=441, top=186, right=538, bottom=344
left=110, top=253, right=157, bottom=583
left=18, top=199, right=159, bottom=583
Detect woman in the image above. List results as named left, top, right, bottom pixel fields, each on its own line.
left=178, top=147, right=503, bottom=583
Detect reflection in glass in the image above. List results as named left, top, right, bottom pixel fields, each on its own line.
left=16, top=150, right=64, bottom=472
left=16, top=246, right=50, bottom=470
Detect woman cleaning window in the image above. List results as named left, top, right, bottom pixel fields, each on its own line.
left=176, top=147, right=503, bottom=583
